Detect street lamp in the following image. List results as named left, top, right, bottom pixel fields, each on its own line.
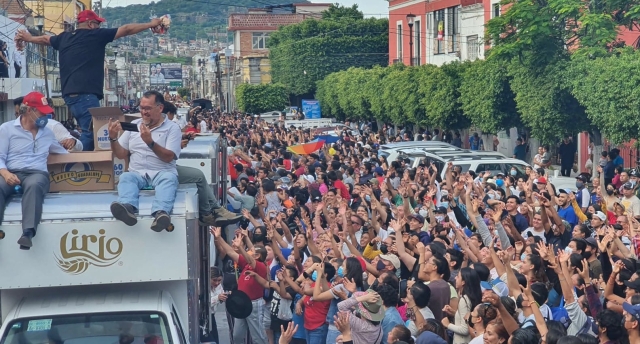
left=114, top=50, right=119, bottom=106
left=198, top=58, right=206, bottom=99
left=34, top=14, right=50, bottom=98
left=406, top=13, right=416, bottom=66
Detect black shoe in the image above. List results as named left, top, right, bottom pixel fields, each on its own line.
left=151, top=211, right=171, bottom=232
left=18, top=235, right=32, bottom=250
left=110, top=202, right=138, bottom=226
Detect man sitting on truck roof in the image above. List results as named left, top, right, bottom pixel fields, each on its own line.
left=0, top=92, right=69, bottom=249
left=107, top=90, right=182, bottom=232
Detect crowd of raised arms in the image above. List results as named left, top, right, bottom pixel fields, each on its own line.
left=182, top=108, right=640, bottom=344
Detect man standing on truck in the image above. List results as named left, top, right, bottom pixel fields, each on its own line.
left=15, top=10, right=164, bottom=151
left=0, top=92, right=69, bottom=249
left=211, top=227, right=269, bottom=344
left=108, top=91, right=182, bottom=231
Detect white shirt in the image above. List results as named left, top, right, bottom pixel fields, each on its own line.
left=46, top=119, right=83, bottom=151
left=12, top=50, right=22, bottom=67
left=0, top=117, right=68, bottom=171
left=173, top=116, right=187, bottom=129
left=199, top=120, right=208, bottom=133
left=118, top=117, right=182, bottom=179
left=408, top=306, right=435, bottom=336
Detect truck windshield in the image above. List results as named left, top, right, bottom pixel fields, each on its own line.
left=0, top=312, right=173, bottom=344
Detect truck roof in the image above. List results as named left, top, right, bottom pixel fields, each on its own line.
left=7, top=291, right=171, bottom=319
left=1, top=186, right=198, bottom=223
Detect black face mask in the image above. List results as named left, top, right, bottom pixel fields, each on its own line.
left=253, top=233, right=265, bottom=243
left=376, top=260, right=386, bottom=271
left=351, top=193, right=359, bottom=199
left=276, top=228, right=284, bottom=236
left=370, top=280, right=379, bottom=291
left=380, top=244, right=388, bottom=254
left=607, top=189, right=615, bottom=196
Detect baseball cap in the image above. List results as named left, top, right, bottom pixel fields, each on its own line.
left=594, top=211, right=607, bottom=222
left=585, top=237, right=598, bottom=248
left=435, top=206, right=448, bottom=214
left=537, top=177, right=547, bottom=185
left=623, top=182, right=634, bottom=190
left=409, top=214, right=425, bottom=224
left=624, top=281, right=640, bottom=292
left=624, top=302, right=640, bottom=319
left=310, top=190, right=322, bottom=202
left=77, top=9, right=105, bottom=23
left=486, top=178, right=497, bottom=186
left=630, top=169, right=640, bottom=178
left=22, top=92, right=53, bottom=114
left=576, top=175, right=588, bottom=183
left=558, top=188, right=571, bottom=195
left=374, top=166, right=384, bottom=175
left=379, top=254, right=401, bottom=269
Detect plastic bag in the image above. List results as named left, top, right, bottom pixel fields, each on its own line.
left=150, top=14, right=171, bottom=34
left=277, top=298, right=293, bottom=321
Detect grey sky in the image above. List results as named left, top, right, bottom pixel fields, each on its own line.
left=105, top=0, right=389, bottom=17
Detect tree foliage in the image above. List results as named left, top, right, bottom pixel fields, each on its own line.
left=570, top=50, right=640, bottom=144
left=235, top=83, right=288, bottom=114
left=460, top=59, right=520, bottom=134
left=418, top=62, right=470, bottom=130
left=269, top=6, right=388, bottom=96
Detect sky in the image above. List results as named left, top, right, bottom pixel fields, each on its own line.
left=104, top=0, right=390, bottom=18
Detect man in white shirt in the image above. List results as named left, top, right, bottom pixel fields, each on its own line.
left=198, top=115, right=208, bottom=133
left=163, top=101, right=187, bottom=130
left=14, top=97, right=82, bottom=151
left=0, top=92, right=68, bottom=249
left=108, top=91, right=182, bottom=232
left=12, top=49, right=22, bottom=78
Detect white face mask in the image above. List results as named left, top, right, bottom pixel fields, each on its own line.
left=564, top=246, right=573, bottom=255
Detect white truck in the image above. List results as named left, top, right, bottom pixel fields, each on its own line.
left=0, top=136, right=230, bottom=344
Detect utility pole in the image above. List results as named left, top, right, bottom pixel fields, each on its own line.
left=35, top=0, right=49, bottom=98
left=224, top=48, right=231, bottom=113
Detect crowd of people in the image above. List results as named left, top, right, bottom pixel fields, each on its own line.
left=180, top=108, right=640, bottom=344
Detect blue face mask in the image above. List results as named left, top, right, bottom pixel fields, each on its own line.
left=34, top=114, right=48, bottom=129
left=510, top=170, right=518, bottom=176
left=365, top=195, right=371, bottom=202
left=311, top=271, right=317, bottom=282
left=521, top=253, right=527, bottom=261
left=337, top=266, right=344, bottom=278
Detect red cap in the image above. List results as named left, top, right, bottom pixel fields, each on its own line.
left=537, top=177, right=547, bottom=185
left=23, top=92, right=53, bottom=114
left=77, top=10, right=105, bottom=23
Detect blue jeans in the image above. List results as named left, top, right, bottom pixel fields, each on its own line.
left=63, top=94, right=100, bottom=151
left=117, top=171, right=178, bottom=214
left=306, top=324, right=328, bottom=344
left=326, top=327, right=340, bottom=344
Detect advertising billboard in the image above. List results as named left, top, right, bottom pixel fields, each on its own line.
left=302, top=99, right=321, bottom=119
left=149, top=63, right=183, bottom=86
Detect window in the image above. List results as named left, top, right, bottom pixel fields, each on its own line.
left=171, top=306, right=188, bottom=344
left=447, top=6, right=460, bottom=53
left=433, top=10, right=445, bottom=54
left=493, top=3, right=501, bottom=18
left=397, top=24, right=403, bottom=61
left=414, top=20, right=421, bottom=65
left=252, top=32, right=269, bottom=50
left=467, top=35, right=479, bottom=60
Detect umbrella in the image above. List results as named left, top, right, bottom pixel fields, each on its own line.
left=287, top=140, right=325, bottom=155
left=313, top=135, right=340, bottom=144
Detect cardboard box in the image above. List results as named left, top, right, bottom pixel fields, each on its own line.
left=113, top=156, right=128, bottom=184
left=89, top=107, right=125, bottom=151
left=47, top=152, right=115, bottom=192
left=124, top=113, right=141, bottom=122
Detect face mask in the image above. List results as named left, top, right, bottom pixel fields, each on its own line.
left=376, top=260, right=386, bottom=271
left=276, top=228, right=284, bottom=236
left=435, top=215, right=444, bottom=222
left=510, top=170, right=518, bottom=176
left=365, top=195, right=371, bottom=202
left=631, top=181, right=637, bottom=187
left=487, top=192, right=496, bottom=200
left=34, top=113, right=48, bottom=129
left=576, top=181, right=584, bottom=189
left=311, top=271, right=317, bottom=282
left=564, top=246, right=573, bottom=255
left=467, top=315, right=475, bottom=328
left=606, top=189, right=614, bottom=196
left=253, top=233, right=265, bottom=243
left=337, top=266, right=344, bottom=278
left=521, top=253, right=527, bottom=261
left=380, top=244, right=388, bottom=254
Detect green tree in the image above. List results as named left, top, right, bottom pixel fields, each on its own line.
left=418, top=62, right=470, bottom=130
left=571, top=50, right=640, bottom=144
left=322, top=4, right=363, bottom=21
left=460, top=59, right=520, bottom=134
left=380, top=65, right=423, bottom=126
left=316, top=72, right=345, bottom=120
left=235, top=83, right=289, bottom=114
left=177, top=87, right=189, bottom=98
left=269, top=12, right=388, bottom=96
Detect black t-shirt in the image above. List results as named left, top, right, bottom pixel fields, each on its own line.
left=50, top=28, right=118, bottom=99
left=545, top=228, right=571, bottom=252
left=270, top=286, right=296, bottom=331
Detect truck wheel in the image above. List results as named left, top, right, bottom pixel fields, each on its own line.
left=166, top=224, right=174, bottom=232
left=0, top=230, right=5, bottom=239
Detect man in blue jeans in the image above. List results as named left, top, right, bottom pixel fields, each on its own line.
left=107, top=91, right=182, bottom=231
left=16, top=10, right=164, bottom=151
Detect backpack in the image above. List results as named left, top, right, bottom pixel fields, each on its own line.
left=550, top=297, right=571, bottom=329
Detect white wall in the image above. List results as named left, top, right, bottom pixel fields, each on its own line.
left=460, top=4, right=485, bottom=61
left=425, top=7, right=461, bottom=66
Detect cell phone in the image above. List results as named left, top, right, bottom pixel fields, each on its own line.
left=120, top=121, right=139, bottom=132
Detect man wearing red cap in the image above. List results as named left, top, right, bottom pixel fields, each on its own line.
left=15, top=10, right=163, bottom=151
left=0, top=92, right=68, bottom=250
